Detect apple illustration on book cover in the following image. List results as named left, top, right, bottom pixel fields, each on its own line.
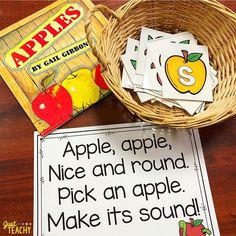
left=179, top=218, right=212, bottom=236
left=32, top=73, right=73, bottom=127
left=32, top=66, right=109, bottom=133
left=62, top=67, right=100, bottom=110
left=92, top=64, right=109, bottom=90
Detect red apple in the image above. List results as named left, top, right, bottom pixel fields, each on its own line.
left=32, top=84, right=73, bottom=126
left=92, top=64, right=109, bottom=90
left=179, top=218, right=212, bottom=236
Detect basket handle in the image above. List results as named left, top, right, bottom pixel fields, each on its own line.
left=205, top=0, right=236, bottom=23
left=85, top=4, right=120, bottom=71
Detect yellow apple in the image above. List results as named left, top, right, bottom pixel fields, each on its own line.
left=165, top=50, right=206, bottom=95
left=62, top=68, right=100, bottom=110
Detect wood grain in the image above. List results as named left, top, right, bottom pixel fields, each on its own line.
left=0, top=1, right=236, bottom=236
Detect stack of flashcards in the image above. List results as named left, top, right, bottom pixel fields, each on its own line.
left=121, top=27, right=218, bottom=115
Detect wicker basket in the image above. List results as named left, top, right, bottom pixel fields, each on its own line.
left=85, top=0, right=236, bottom=128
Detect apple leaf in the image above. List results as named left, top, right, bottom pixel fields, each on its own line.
left=187, top=53, right=203, bottom=62
left=193, top=219, right=203, bottom=227
left=148, top=35, right=153, bottom=41
left=130, top=59, right=137, bottom=70
left=180, top=39, right=190, bottom=44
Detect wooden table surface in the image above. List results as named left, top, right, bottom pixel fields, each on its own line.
left=0, top=0, right=235, bottom=235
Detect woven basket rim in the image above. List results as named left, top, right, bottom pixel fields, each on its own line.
left=85, top=0, right=236, bottom=128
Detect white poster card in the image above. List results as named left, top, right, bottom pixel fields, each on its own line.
left=34, top=123, right=220, bottom=236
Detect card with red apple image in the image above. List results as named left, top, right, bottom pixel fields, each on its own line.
left=142, top=52, right=163, bottom=92
left=136, top=27, right=171, bottom=76
left=157, top=43, right=213, bottom=102
left=134, top=27, right=170, bottom=93
left=122, top=37, right=166, bottom=103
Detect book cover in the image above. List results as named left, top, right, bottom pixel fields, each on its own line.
left=0, top=0, right=109, bottom=136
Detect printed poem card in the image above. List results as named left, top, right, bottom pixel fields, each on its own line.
left=34, top=123, right=220, bottom=236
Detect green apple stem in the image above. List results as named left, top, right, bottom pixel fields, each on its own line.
left=40, top=72, right=56, bottom=91
left=179, top=220, right=187, bottom=236
left=182, top=50, right=189, bottom=63
left=41, top=79, right=46, bottom=92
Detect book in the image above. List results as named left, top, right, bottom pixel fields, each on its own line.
left=0, top=0, right=109, bottom=136
left=34, top=123, right=220, bottom=236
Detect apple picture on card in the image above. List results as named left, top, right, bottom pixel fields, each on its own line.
left=149, top=62, right=162, bottom=86
left=165, top=50, right=206, bottom=95
left=179, top=218, right=212, bottom=236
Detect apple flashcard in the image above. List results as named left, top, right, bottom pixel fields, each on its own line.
left=121, top=67, right=133, bottom=89
left=121, top=38, right=140, bottom=85
left=126, top=38, right=140, bottom=55
left=143, top=32, right=197, bottom=93
left=34, top=123, right=221, bottom=236
left=136, top=27, right=171, bottom=76
left=142, top=51, right=163, bottom=92
left=120, top=29, right=218, bottom=114
left=121, top=57, right=156, bottom=103
left=121, top=38, right=159, bottom=103
left=121, top=57, right=155, bottom=103
left=158, top=43, right=213, bottom=102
